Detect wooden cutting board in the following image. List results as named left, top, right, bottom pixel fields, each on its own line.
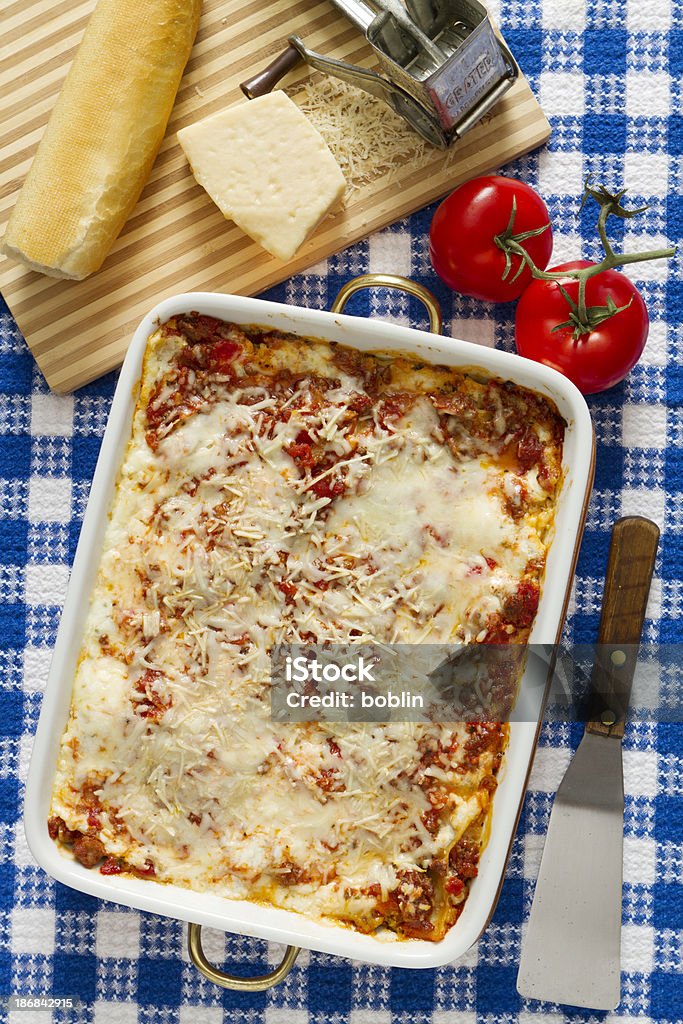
left=0, top=0, right=550, bottom=393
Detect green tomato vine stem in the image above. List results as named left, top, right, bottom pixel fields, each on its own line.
left=493, top=177, right=675, bottom=338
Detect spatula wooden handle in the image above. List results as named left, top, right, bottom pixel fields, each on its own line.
left=586, top=516, right=659, bottom=738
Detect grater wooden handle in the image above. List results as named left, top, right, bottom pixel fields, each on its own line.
left=586, top=516, right=659, bottom=739
left=240, top=44, right=303, bottom=99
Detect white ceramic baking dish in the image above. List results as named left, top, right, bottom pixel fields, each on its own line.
left=25, top=275, right=595, bottom=989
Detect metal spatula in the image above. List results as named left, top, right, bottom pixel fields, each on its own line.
left=517, top=516, right=659, bottom=1010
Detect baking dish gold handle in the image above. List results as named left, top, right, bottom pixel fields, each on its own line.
left=188, top=924, right=300, bottom=991
left=330, top=273, right=443, bottom=335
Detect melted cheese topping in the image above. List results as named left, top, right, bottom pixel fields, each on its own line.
left=51, top=320, right=564, bottom=940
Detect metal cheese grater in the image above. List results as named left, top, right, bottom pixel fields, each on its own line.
left=240, top=0, right=518, bottom=148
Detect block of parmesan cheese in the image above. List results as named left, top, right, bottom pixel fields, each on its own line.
left=177, top=92, right=346, bottom=262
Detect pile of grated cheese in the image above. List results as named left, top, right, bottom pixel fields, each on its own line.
left=288, top=75, right=430, bottom=192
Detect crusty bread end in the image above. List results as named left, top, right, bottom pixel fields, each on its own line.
left=0, top=238, right=85, bottom=280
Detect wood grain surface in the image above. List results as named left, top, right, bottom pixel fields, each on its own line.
left=586, top=516, right=659, bottom=739
left=0, top=0, right=550, bottom=392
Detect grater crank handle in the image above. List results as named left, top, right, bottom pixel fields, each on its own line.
left=240, top=43, right=303, bottom=99
left=240, top=0, right=376, bottom=98
left=242, top=35, right=416, bottom=109
left=240, top=28, right=391, bottom=101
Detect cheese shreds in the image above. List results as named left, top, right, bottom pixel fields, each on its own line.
left=288, top=76, right=428, bottom=191
left=49, top=316, right=565, bottom=941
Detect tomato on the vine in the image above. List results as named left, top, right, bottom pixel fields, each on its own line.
left=429, top=175, right=553, bottom=302
left=514, top=260, right=649, bottom=394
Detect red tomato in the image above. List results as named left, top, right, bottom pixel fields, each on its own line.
left=514, top=260, right=649, bottom=394
left=429, top=175, right=553, bottom=302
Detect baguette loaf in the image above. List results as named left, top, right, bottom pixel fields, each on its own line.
left=0, top=0, right=202, bottom=280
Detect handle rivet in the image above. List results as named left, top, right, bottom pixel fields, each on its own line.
left=601, top=709, right=617, bottom=726
left=611, top=649, right=627, bottom=666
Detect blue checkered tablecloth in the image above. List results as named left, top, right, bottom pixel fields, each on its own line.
left=2, top=0, right=682, bottom=1020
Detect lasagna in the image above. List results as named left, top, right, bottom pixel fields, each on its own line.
left=49, top=313, right=565, bottom=941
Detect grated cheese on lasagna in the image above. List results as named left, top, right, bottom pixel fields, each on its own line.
left=49, top=314, right=565, bottom=941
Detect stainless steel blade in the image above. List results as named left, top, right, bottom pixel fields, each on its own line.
left=329, top=0, right=447, bottom=62
left=517, top=730, right=624, bottom=1010
left=369, top=0, right=448, bottom=60
left=327, top=0, right=375, bottom=34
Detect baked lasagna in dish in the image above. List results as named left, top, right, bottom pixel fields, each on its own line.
left=49, top=314, right=565, bottom=941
